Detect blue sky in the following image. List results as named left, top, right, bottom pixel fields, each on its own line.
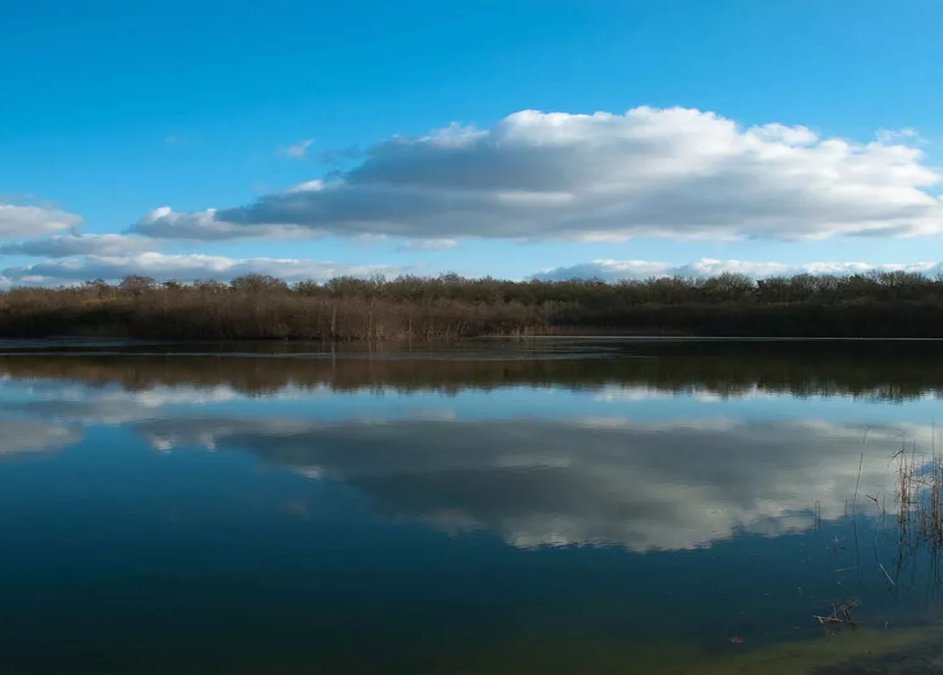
left=2, top=0, right=942, bottom=284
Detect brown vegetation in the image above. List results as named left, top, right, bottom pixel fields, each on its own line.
left=2, top=271, right=943, bottom=339
left=2, top=340, right=942, bottom=401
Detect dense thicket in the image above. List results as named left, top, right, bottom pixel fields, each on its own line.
left=2, top=271, right=943, bottom=338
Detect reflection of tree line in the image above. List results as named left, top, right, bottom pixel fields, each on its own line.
left=2, top=340, right=943, bottom=400
left=5, top=272, right=943, bottom=338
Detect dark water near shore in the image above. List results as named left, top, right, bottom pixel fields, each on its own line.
left=4, top=338, right=943, bottom=673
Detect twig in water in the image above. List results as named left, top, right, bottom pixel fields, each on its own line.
left=878, top=563, right=897, bottom=589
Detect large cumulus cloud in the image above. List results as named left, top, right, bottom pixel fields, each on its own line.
left=132, top=107, right=943, bottom=242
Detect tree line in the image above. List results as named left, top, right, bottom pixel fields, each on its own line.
left=1, top=271, right=943, bottom=339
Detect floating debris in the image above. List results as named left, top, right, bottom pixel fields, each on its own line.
left=814, top=600, right=860, bottom=634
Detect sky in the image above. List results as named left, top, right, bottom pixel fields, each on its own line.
left=2, top=0, right=942, bottom=286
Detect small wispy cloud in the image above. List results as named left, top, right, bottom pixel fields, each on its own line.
left=398, top=238, right=457, bottom=251
left=875, top=127, right=921, bottom=144
left=282, top=138, right=315, bottom=159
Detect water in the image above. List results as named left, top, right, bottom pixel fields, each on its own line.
left=3, top=338, right=943, bottom=673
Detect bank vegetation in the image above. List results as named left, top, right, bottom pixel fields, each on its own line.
left=2, top=271, right=943, bottom=339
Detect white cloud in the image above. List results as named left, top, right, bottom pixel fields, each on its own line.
left=131, top=107, right=943, bottom=242
left=0, top=233, right=159, bottom=258
left=134, top=206, right=311, bottom=241
left=397, top=238, right=457, bottom=251
left=282, top=138, right=315, bottom=159
left=535, top=259, right=677, bottom=281
left=533, top=258, right=943, bottom=281
left=0, top=203, right=82, bottom=239
left=0, top=252, right=406, bottom=285
left=287, top=179, right=325, bottom=193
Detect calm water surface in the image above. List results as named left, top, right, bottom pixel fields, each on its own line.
left=4, top=339, right=943, bottom=673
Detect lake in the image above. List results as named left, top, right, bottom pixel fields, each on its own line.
left=3, top=338, right=943, bottom=674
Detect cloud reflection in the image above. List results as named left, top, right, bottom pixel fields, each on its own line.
left=0, top=419, right=81, bottom=457
left=134, top=416, right=915, bottom=552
